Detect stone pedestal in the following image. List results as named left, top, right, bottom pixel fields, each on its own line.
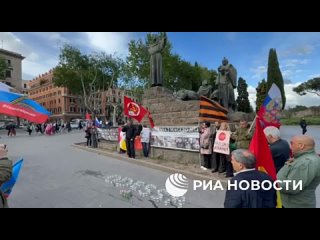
left=142, top=87, right=199, bottom=126
left=141, top=86, right=254, bottom=127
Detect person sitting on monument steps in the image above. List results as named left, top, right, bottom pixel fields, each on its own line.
left=200, top=122, right=213, bottom=170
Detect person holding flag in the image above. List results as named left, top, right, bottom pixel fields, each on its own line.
left=0, top=145, right=12, bottom=208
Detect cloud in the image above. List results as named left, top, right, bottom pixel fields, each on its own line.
left=0, top=32, right=58, bottom=80
left=284, top=79, right=292, bottom=84
left=225, top=32, right=237, bottom=41
left=0, top=32, right=35, bottom=59
left=282, top=69, right=293, bottom=78
left=308, top=73, right=320, bottom=79
left=279, top=44, right=314, bottom=57
left=246, top=82, right=320, bottom=110
left=284, top=59, right=309, bottom=67
left=250, top=65, right=267, bottom=79
left=84, top=32, right=133, bottom=57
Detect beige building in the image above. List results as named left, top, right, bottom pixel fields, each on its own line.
left=28, top=69, right=84, bottom=122
left=21, top=80, right=30, bottom=95
left=0, top=48, right=25, bottom=91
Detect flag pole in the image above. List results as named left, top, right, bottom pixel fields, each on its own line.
left=248, top=115, right=257, bottom=134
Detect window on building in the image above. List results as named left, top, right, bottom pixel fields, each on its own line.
left=7, top=60, right=11, bottom=66
left=5, top=70, right=11, bottom=78
left=58, top=98, right=60, bottom=104
left=24, top=84, right=27, bottom=89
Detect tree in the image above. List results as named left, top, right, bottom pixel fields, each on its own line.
left=0, top=57, right=8, bottom=80
left=256, top=79, right=268, bottom=112
left=53, top=44, right=123, bottom=116
left=236, top=77, right=252, bottom=113
left=124, top=32, right=216, bottom=92
left=267, top=48, right=286, bottom=109
left=293, top=78, right=320, bottom=96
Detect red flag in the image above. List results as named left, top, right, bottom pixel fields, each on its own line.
left=249, top=117, right=282, bottom=208
left=249, top=117, right=276, bottom=180
left=124, top=96, right=148, bottom=122
left=148, top=112, right=155, bottom=128
left=85, top=113, right=91, bottom=120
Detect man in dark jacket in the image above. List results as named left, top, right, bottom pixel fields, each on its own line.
left=122, top=120, right=137, bottom=158
left=264, top=126, right=290, bottom=173
left=0, top=145, right=12, bottom=208
left=300, top=118, right=307, bottom=135
left=224, top=149, right=276, bottom=208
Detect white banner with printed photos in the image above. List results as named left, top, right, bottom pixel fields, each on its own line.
left=150, top=126, right=200, bottom=152
left=97, top=128, right=119, bottom=142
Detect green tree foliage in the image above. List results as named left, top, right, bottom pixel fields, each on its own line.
left=293, top=78, right=320, bottom=96
left=53, top=44, right=123, bottom=114
left=236, top=77, right=252, bottom=113
left=124, top=32, right=216, bottom=92
left=267, top=48, right=286, bottom=109
left=0, top=57, right=8, bottom=80
left=256, top=79, right=268, bottom=112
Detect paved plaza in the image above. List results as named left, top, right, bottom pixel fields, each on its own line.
left=1, top=125, right=320, bottom=208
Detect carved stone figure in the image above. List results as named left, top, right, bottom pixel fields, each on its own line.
left=148, top=33, right=167, bottom=87
left=197, top=79, right=213, bottom=98
left=211, top=57, right=237, bottom=111
left=175, top=89, right=200, bottom=101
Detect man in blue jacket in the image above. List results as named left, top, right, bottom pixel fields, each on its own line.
left=224, top=149, right=277, bottom=208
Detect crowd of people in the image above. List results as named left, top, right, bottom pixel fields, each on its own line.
left=200, top=120, right=252, bottom=178
left=198, top=118, right=320, bottom=208
left=1, top=115, right=320, bottom=208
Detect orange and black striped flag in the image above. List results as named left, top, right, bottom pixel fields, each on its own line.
left=199, top=96, right=228, bottom=122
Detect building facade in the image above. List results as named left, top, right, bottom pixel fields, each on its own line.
left=101, top=87, right=139, bottom=125
left=0, top=48, right=25, bottom=91
left=21, top=80, right=29, bottom=95
left=28, top=69, right=84, bottom=122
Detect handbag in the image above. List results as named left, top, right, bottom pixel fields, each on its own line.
left=201, top=143, right=210, bottom=149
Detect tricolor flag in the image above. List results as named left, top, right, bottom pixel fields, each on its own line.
left=257, top=83, right=282, bottom=128
left=249, top=117, right=282, bottom=208
left=199, top=96, right=228, bottom=123
left=124, top=96, right=148, bottom=123
left=95, top=117, right=102, bottom=128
